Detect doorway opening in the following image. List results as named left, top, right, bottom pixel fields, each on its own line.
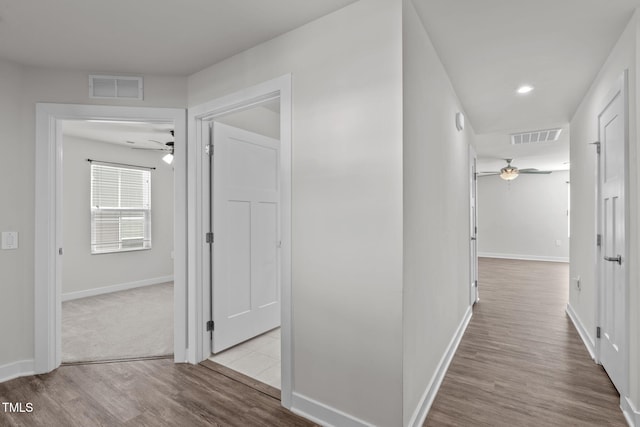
left=35, top=104, right=187, bottom=373
left=187, top=74, right=292, bottom=407
left=59, top=120, right=175, bottom=363
left=206, top=99, right=282, bottom=388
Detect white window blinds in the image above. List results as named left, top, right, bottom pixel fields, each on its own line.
left=90, top=163, right=152, bottom=254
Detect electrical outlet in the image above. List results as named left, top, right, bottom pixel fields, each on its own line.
left=1, top=232, right=18, bottom=250
left=555, top=239, right=562, bottom=247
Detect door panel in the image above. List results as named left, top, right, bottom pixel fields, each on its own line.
left=212, top=123, right=281, bottom=353
left=226, top=200, right=252, bottom=317
left=598, top=78, right=626, bottom=394
left=254, top=202, right=279, bottom=308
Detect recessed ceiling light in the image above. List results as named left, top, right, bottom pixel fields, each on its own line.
left=517, top=85, right=534, bottom=94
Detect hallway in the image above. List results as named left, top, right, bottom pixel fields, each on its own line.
left=425, top=258, right=626, bottom=426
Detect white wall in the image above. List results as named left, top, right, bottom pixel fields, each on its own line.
left=570, top=11, right=640, bottom=413
left=61, top=135, right=174, bottom=297
left=189, top=0, right=404, bottom=425
left=0, top=59, right=31, bottom=370
left=0, top=59, right=186, bottom=371
left=402, top=1, right=475, bottom=424
left=477, top=171, right=570, bottom=262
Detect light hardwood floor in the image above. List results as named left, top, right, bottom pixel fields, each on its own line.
left=425, top=257, right=627, bottom=426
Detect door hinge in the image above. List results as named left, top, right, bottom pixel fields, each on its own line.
left=596, top=326, right=601, bottom=339
left=474, top=280, right=478, bottom=288
left=207, top=320, right=215, bottom=332
left=58, top=248, right=63, bottom=255
left=596, top=234, right=601, bottom=247
left=590, top=141, right=601, bottom=154
left=205, top=144, right=214, bottom=156
left=206, top=232, right=214, bottom=244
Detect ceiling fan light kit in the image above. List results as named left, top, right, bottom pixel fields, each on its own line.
left=129, top=130, right=174, bottom=165
left=162, top=153, right=174, bottom=165
left=499, top=166, right=519, bottom=180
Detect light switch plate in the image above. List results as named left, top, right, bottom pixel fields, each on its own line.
left=2, top=231, right=18, bottom=250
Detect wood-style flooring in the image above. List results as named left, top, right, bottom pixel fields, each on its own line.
left=0, top=258, right=627, bottom=426
left=425, top=257, right=627, bottom=426
left=0, top=359, right=315, bottom=427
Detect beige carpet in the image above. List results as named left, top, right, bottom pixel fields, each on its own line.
left=62, top=282, right=174, bottom=363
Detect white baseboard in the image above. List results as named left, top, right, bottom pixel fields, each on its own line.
left=478, top=252, right=569, bottom=263
left=291, top=392, right=375, bottom=427
left=0, top=359, right=35, bottom=384
left=565, top=303, right=596, bottom=360
left=62, top=275, right=173, bottom=302
left=622, top=395, right=640, bottom=427
left=407, top=306, right=473, bottom=427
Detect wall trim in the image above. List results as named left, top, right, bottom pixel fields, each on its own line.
left=291, top=392, right=375, bottom=427
left=621, top=395, right=640, bottom=427
left=565, top=303, right=596, bottom=360
left=61, top=276, right=174, bottom=302
left=407, top=305, right=473, bottom=427
left=0, top=360, right=35, bottom=384
left=478, top=252, right=569, bottom=263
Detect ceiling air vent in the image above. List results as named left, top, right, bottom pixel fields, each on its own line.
left=89, top=75, right=143, bottom=100
left=511, top=128, right=562, bottom=145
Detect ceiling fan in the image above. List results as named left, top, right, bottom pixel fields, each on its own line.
left=478, top=159, right=552, bottom=181
left=128, top=130, right=175, bottom=164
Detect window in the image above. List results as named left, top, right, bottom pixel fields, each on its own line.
left=90, top=163, right=151, bottom=254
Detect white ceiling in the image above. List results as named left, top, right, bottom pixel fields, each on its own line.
left=63, top=120, right=174, bottom=151
left=3, top=0, right=638, bottom=171
left=0, top=0, right=358, bottom=76
left=413, top=0, right=640, bottom=170
left=475, top=126, right=570, bottom=174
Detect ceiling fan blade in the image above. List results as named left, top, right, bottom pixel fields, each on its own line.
left=520, top=170, right=552, bottom=174
left=149, top=139, right=171, bottom=147
left=130, top=147, right=168, bottom=151
left=477, top=172, right=499, bottom=176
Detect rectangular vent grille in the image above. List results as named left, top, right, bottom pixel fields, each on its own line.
left=89, top=75, right=143, bottom=100
left=511, top=128, right=562, bottom=145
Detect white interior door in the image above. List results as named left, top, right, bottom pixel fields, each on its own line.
left=212, top=122, right=281, bottom=353
left=597, top=74, right=627, bottom=394
left=469, top=148, right=478, bottom=304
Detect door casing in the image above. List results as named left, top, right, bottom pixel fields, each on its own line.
left=187, top=75, right=293, bottom=408
left=34, top=104, right=188, bottom=372
left=469, top=146, right=478, bottom=305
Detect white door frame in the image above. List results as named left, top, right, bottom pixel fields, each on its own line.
left=34, top=104, right=187, bottom=373
left=469, top=146, right=478, bottom=305
left=594, top=70, right=629, bottom=395
left=187, top=75, right=293, bottom=408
